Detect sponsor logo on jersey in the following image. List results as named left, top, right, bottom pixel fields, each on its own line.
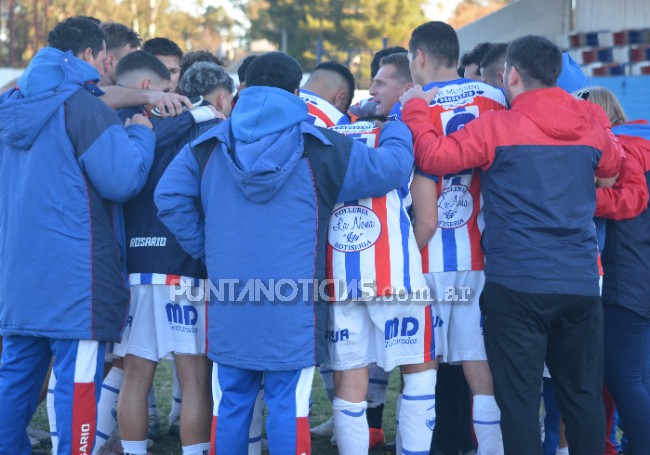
left=328, top=205, right=382, bottom=252
left=79, top=422, right=91, bottom=453
left=432, top=83, right=485, bottom=110
left=166, top=303, right=199, bottom=333
left=129, top=237, right=167, bottom=247
left=438, top=184, right=473, bottom=229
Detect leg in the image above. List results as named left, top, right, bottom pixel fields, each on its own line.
left=546, top=295, right=604, bottom=455
left=463, top=360, right=503, bottom=455
left=481, top=283, right=548, bottom=455
left=211, top=363, right=261, bottom=455
left=366, top=365, right=390, bottom=447
left=0, top=335, right=51, bottom=455
left=175, top=354, right=212, bottom=448
left=603, top=304, right=650, bottom=455
left=50, top=339, right=105, bottom=455
left=118, top=354, right=157, bottom=452
left=333, top=367, right=370, bottom=454
left=264, top=367, right=314, bottom=455
left=168, top=357, right=183, bottom=435
left=93, top=358, right=124, bottom=454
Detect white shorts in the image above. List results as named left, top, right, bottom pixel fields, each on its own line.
left=424, top=270, right=486, bottom=363
left=113, top=283, right=207, bottom=362
left=325, top=295, right=435, bottom=372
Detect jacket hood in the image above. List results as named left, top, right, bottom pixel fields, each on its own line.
left=512, top=87, right=606, bottom=141
left=557, top=52, right=589, bottom=94
left=0, top=47, right=100, bottom=150
left=203, top=87, right=326, bottom=203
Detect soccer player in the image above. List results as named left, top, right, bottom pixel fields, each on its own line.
left=0, top=16, right=155, bottom=455
left=326, top=51, right=438, bottom=454
left=143, top=37, right=184, bottom=92
left=399, top=21, right=507, bottom=454
left=400, top=34, right=623, bottom=454
left=110, top=53, right=226, bottom=455
left=154, top=51, right=414, bottom=454
left=300, top=61, right=354, bottom=127
left=99, top=22, right=141, bottom=86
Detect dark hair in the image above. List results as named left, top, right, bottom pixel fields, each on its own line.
left=180, top=51, right=224, bottom=78
left=371, top=46, right=407, bottom=78
left=245, top=52, right=303, bottom=93
left=100, top=22, right=141, bottom=53
left=506, top=35, right=562, bottom=87
left=479, top=43, right=508, bottom=74
left=313, top=60, right=355, bottom=111
left=460, top=42, right=493, bottom=67
left=47, top=16, right=105, bottom=58
left=238, top=55, right=259, bottom=82
left=378, top=52, right=412, bottom=83
left=409, top=21, right=459, bottom=68
left=115, top=50, right=171, bottom=81
left=179, top=62, right=234, bottom=98
left=143, top=37, right=183, bottom=59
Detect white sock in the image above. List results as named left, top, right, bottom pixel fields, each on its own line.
left=248, top=387, right=264, bottom=455
left=399, top=369, right=436, bottom=453
left=182, top=442, right=211, bottom=455
left=332, top=397, right=368, bottom=454
left=147, top=386, right=159, bottom=419
left=556, top=447, right=569, bottom=455
left=473, top=394, right=504, bottom=455
left=46, top=372, right=58, bottom=454
left=93, top=366, right=124, bottom=455
left=170, top=359, right=183, bottom=421
left=395, top=393, right=402, bottom=455
left=121, top=439, right=148, bottom=455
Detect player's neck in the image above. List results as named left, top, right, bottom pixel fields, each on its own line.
left=424, top=66, right=460, bottom=85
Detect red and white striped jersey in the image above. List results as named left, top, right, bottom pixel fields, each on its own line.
left=326, top=121, right=427, bottom=300
left=300, top=89, right=350, bottom=127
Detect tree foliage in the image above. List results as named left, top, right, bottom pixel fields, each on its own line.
left=0, top=0, right=239, bottom=67
left=447, top=0, right=510, bottom=30
left=239, top=0, right=427, bottom=87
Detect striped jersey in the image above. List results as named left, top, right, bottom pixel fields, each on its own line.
left=300, top=89, right=350, bottom=127
left=128, top=272, right=203, bottom=288
left=395, top=78, right=507, bottom=273
left=327, top=121, right=427, bottom=300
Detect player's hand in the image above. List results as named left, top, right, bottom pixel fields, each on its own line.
left=596, top=174, right=619, bottom=188
left=400, top=85, right=438, bottom=107
left=146, top=92, right=192, bottom=118
left=203, top=105, right=226, bottom=120
left=126, top=114, right=153, bottom=129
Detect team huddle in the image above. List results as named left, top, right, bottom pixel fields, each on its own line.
left=0, top=12, right=648, bottom=455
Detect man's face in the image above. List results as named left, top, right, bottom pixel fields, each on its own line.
left=156, top=55, right=181, bottom=92
left=103, top=44, right=138, bottom=85
left=369, top=64, right=411, bottom=116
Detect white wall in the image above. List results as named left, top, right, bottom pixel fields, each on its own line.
left=456, top=0, right=572, bottom=52
left=574, top=0, right=650, bottom=32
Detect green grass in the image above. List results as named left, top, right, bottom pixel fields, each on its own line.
left=30, top=362, right=402, bottom=454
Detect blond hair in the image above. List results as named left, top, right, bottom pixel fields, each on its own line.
left=574, top=86, right=626, bottom=126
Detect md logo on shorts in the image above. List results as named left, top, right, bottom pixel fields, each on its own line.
left=326, top=329, right=350, bottom=343
left=384, top=317, right=418, bottom=341
left=166, top=303, right=199, bottom=333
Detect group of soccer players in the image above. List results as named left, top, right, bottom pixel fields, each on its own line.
left=0, top=11, right=648, bottom=455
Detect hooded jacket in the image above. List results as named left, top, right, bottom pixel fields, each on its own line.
left=155, top=86, right=413, bottom=370
left=403, top=87, right=623, bottom=296
left=601, top=122, right=650, bottom=317
left=0, top=48, right=155, bottom=341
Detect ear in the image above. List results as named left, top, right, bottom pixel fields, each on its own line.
left=334, top=90, right=347, bottom=108
left=507, top=66, right=519, bottom=86
left=80, top=47, right=95, bottom=64
left=215, top=91, right=227, bottom=111
left=496, top=70, right=504, bottom=87
left=140, top=79, right=151, bottom=91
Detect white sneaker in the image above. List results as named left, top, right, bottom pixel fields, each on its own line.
left=310, top=416, right=334, bottom=438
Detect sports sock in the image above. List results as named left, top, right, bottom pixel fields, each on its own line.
left=121, top=439, right=148, bottom=455
left=182, top=442, right=210, bottom=455
left=399, top=369, right=436, bottom=453
left=248, top=387, right=264, bottom=455
left=395, top=393, right=402, bottom=454
left=366, top=403, right=384, bottom=429
left=556, top=447, right=569, bottom=455
left=473, top=394, right=504, bottom=455
left=92, top=366, right=124, bottom=455
left=170, top=359, right=182, bottom=422
left=332, top=397, right=368, bottom=453
left=147, top=386, right=159, bottom=419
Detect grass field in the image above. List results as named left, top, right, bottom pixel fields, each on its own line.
left=30, top=361, right=402, bottom=454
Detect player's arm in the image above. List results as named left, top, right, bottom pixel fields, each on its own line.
left=400, top=86, right=495, bottom=175
left=100, top=85, right=193, bottom=118
left=596, top=141, right=649, bottom=220
left=336, top=121, right=414, bottom=202
left=154, top=145, right=206, bottom=260
left=410, top=172, right=438, bottom=249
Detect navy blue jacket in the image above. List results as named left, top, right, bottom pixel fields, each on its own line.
left=0, top=48, right=155, bottom=341
left=155, top=86, right=414, bottom=370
